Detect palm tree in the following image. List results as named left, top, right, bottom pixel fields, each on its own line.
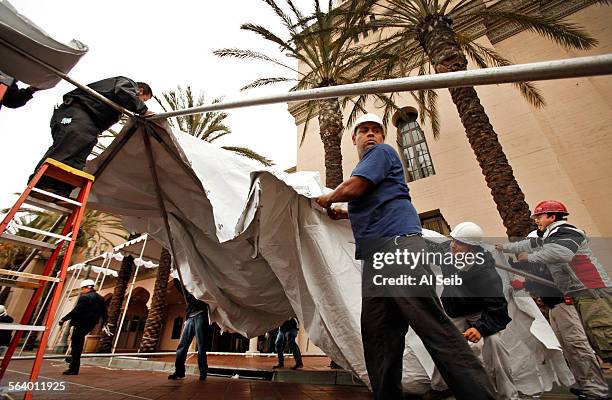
left=138, top=248, right=171, bottom=352
left=214, top=0, right=386, bottom=188
left=358, top=0, right=607, bottom=237
left=156, top=85, right=273, bottom=166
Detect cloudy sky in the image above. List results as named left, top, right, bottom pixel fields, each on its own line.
left=0, top=0, right=318, bottom=209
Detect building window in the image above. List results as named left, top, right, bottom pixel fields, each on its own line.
left=395, top=112, right=435, bottom=182
left=171, top=317, right=183, bottom=339
left=420, top=210, right=451, bottom=235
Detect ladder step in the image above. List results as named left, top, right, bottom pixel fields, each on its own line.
left=30, top=187, right=81, bottom=207
left=0, top=278, right=39, bottom=290
left=0, top=323, right=46, bottom=332
left=24, top=196, right=72, bottom=214
left=11, top=224, right=72, bottom=242
left=0, top=269, right=60, bottom=283
left=0, top=233, right=57, bottom=251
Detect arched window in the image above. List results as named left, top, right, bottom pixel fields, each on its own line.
left=395, top=111, right=435, bottom=182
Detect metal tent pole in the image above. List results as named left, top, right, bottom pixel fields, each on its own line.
left=147, top=54, right=612, bottom=120
left=109, top=235, right=149, bottom=360
left=96, top=254, right=113, bottom=291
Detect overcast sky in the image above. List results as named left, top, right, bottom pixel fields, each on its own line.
left=0, top=0, right=318, bottom=209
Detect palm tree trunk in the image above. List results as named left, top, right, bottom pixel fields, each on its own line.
left=97, top=254, right=134, bottom=352
left=138, top=248, right=171, bottom=352
left=417, top=14, right=534, bottom=238
left=318, top=97, right=344, bottom=189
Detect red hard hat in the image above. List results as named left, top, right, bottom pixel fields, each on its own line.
left=531, top=200, right=569, bottom=217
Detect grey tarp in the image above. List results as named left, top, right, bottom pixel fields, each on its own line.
left=86, top=120, right=573, bottom=393
left=0, top=0, right=87, bottom=88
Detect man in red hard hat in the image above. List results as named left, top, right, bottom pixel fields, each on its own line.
left=497, top=200, right=612, bottom=365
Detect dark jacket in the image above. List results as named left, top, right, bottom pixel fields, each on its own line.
left=63, top=76, right=148, bottom=131
left=173, top=278, right=208, bottom=317
left=61, top=290, right=108, bottom=332
left=427, top=240, right=511, bottom=337
left=1, top=81, right=34, bottom=109
left=0, top=314, right=14, bottom=346
left=279, top=318, right=298, bottom=333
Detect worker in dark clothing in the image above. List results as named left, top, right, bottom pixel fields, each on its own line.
left=59, top=279, right=107, bottom=375
left=427, top=222, right=517, bottom=400
left=0, top=305, right=14, bottom=357
left=30, top=76, right=152, bottom=197
left=273, top=317, right=303, bottom=369
left=168, top=276, right=209, bottom=381
left=0, top=79, right=37, bottom=110
left=316, top=112, right=495, bottom=400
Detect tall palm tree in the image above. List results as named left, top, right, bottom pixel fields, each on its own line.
left=156, top=85, right=273, bottom=166
left=359, top=0, right=607, bottom=237
left=138, top=248, right=171, bottom=352
left=214, top=0, right=386, bottom=188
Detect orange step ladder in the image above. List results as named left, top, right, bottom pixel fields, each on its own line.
left=0, top=158, right=94, bottom=399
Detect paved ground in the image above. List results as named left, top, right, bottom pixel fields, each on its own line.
left=1, top=359, right=372, bottom=400
left=155, top=354, right=333, bottom=371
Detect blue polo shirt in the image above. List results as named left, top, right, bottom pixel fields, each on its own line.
left=348, top=144, right=422, bottom=258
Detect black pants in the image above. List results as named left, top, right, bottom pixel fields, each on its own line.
left=30, top=104, right=99, bottom=194
left=361, top=236, right=495, bottom=400
left=68, top=326, right=91, bottom=373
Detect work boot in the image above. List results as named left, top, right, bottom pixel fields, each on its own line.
left=272, top=363, right=284, bottom=369
left=199, top=375, right=207, bottom=381
left=168, top=372, right=185, bottom=380
left=291, top=362, right=303, bottom=370
left=62, top=369, right=78, bottom=375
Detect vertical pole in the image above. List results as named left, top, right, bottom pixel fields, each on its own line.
left=96, top=254, right=113, bottom=291
left=109, top=235, right=148, bottom=359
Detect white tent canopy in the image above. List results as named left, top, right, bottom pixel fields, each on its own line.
left=85, top=120, right=571, bottom=393
left=0, top=0, right=87, bottom=88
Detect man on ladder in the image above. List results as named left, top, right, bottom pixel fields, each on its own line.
left=58, top=279, right=108, bottom=375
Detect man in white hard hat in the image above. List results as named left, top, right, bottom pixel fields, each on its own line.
left=427, top=222, right=518, bottom=400
left=316, top=113, right=495, bottom=400
left=59, top=279, right=107, bottom=375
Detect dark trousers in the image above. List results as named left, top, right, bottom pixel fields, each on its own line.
left=68, top=326, right=90, bottom=373
left=30, top=105, right=99, bottom=194
left=174, top=313, right=208, bottom=376
left=361, top=236, right=495, bottom=400
left=275, top=329, right=302, bottom=366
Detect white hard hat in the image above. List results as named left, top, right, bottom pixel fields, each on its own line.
left=80, top=279, right=95, bottom=288
left=450, top=222, right=484, bottom=246
left=352, top=113, right=385, bottom=135
left=0, top=305, right=6, bottom=317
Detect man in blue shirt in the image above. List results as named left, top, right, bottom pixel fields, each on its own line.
left=316, top=113, right=494, bottom=400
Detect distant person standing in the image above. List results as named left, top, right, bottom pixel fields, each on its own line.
left=0, top=305, right=14, bottom=357
left=273, top=318, right=303, bottom=370
left=59, top=279, right=107, bottom=375
left=168, top=275, right=209, bottom=381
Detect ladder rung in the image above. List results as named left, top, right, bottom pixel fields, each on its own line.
left=0, top=323, right=46, bottom=332
left=0, top=233, right=57, bottom=251
left=11, top=224, right=72, bottom=242
left=0, top=269, right=60, bottom=283
left=0, top=278, right=39, bottom=290
left=30, top=187, right=81, bottom=207
left=24, top=196, right=72, bottom=214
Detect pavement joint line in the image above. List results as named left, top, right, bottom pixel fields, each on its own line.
left=7, top=368, right=154, bottom=400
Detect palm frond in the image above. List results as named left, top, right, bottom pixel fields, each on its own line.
left=221, top=146, right=274, bottom=166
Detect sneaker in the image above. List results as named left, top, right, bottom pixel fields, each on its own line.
left=272, top=364, right=284, bottom=369
left=62, top=369, right=78, bottom=375
left=291, top=363, right=303, bottom=370
left=168, top=373, right=185, bottom=380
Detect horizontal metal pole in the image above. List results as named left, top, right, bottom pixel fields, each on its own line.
left=148, top=53, right=612, bottom=120
left=495, top=263, right=556, bottom=288
left=0, top=36, right=135, bottom=117
left=10, top=351, right=282, bottom=360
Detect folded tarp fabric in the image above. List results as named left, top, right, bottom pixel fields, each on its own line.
left=0, top=0, right=87, bottom=88
left=86, top=120, right=572, bottom=392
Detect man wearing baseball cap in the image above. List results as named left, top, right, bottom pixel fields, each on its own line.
left=497, top=200, right=612, bottom=366
left=59, top=279, right=107, bottom=375
left=316, top=113, right=495, bottom=400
